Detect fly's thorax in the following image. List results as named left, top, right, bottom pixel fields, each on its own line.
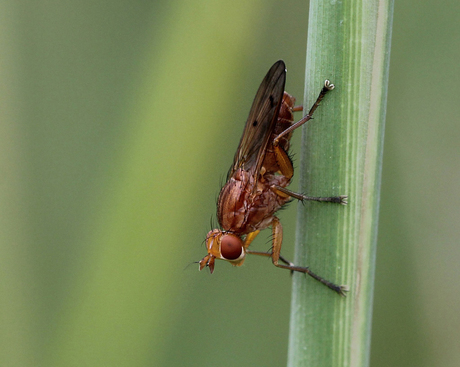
left=198, top=230, right=246, bottom=273
left=243, top=175, right=291, bottom=231
left=217, top=166, right=291, bottom=234
left=217, top=169, right=253, bottom=232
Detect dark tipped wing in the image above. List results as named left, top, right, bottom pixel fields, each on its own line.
left=228, top=60, right=286, bottom=183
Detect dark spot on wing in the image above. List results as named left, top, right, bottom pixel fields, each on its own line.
left=252, top=120, right=258, bottom=127
left=269, top=95, right=275, bottom=107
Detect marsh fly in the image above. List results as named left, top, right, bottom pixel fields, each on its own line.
left=199, top=60, right=347, bottom=295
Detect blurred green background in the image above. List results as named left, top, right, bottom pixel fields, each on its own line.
left=1, top=1, right=459, bottom=366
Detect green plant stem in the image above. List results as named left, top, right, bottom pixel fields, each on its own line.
left=287, top=1, right=394, bottom=366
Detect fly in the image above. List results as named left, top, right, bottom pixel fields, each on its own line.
left=199, top=60, right=347, bottom=295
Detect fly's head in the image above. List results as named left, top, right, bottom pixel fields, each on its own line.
left=199, top=229, right=246, bottom=273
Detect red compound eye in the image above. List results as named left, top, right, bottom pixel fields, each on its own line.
left=220, top=235, right=243, bottom=260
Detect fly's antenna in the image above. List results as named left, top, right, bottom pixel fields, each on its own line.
left=184, top=260, right=199, bottom=271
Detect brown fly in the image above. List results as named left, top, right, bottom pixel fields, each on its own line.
left=199, top=60, right=347, bottom=295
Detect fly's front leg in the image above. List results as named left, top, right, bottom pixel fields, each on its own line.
left=245, top=229, right=293, bottom=266
left=245, top=219, right=291, bottom=266
left=273, top=80, right=335, bottom=146
left=243, top=230, right=260, bottom=250
left=271, top=217, right=347, bottom=296
left=246, top=251, right=294, bottom=267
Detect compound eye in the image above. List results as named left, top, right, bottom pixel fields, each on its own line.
left=220, top=235, right=243, bottom=260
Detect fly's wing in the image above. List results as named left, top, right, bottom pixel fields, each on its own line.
left=228, top=60, right=286, bottom=185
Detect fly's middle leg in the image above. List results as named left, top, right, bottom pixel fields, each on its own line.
left=271, top=185, right=348, bottom=205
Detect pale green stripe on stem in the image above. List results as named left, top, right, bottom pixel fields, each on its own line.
left=287, top=1, right=394, bottom=366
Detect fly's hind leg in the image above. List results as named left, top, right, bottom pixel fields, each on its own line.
left=272, top=80, right=335, bottom=181
left=272, top=143, right=295, bottom=180
left=273, top=80, right=335, bottom=146
left=270, top=79, right=346, bottom=205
